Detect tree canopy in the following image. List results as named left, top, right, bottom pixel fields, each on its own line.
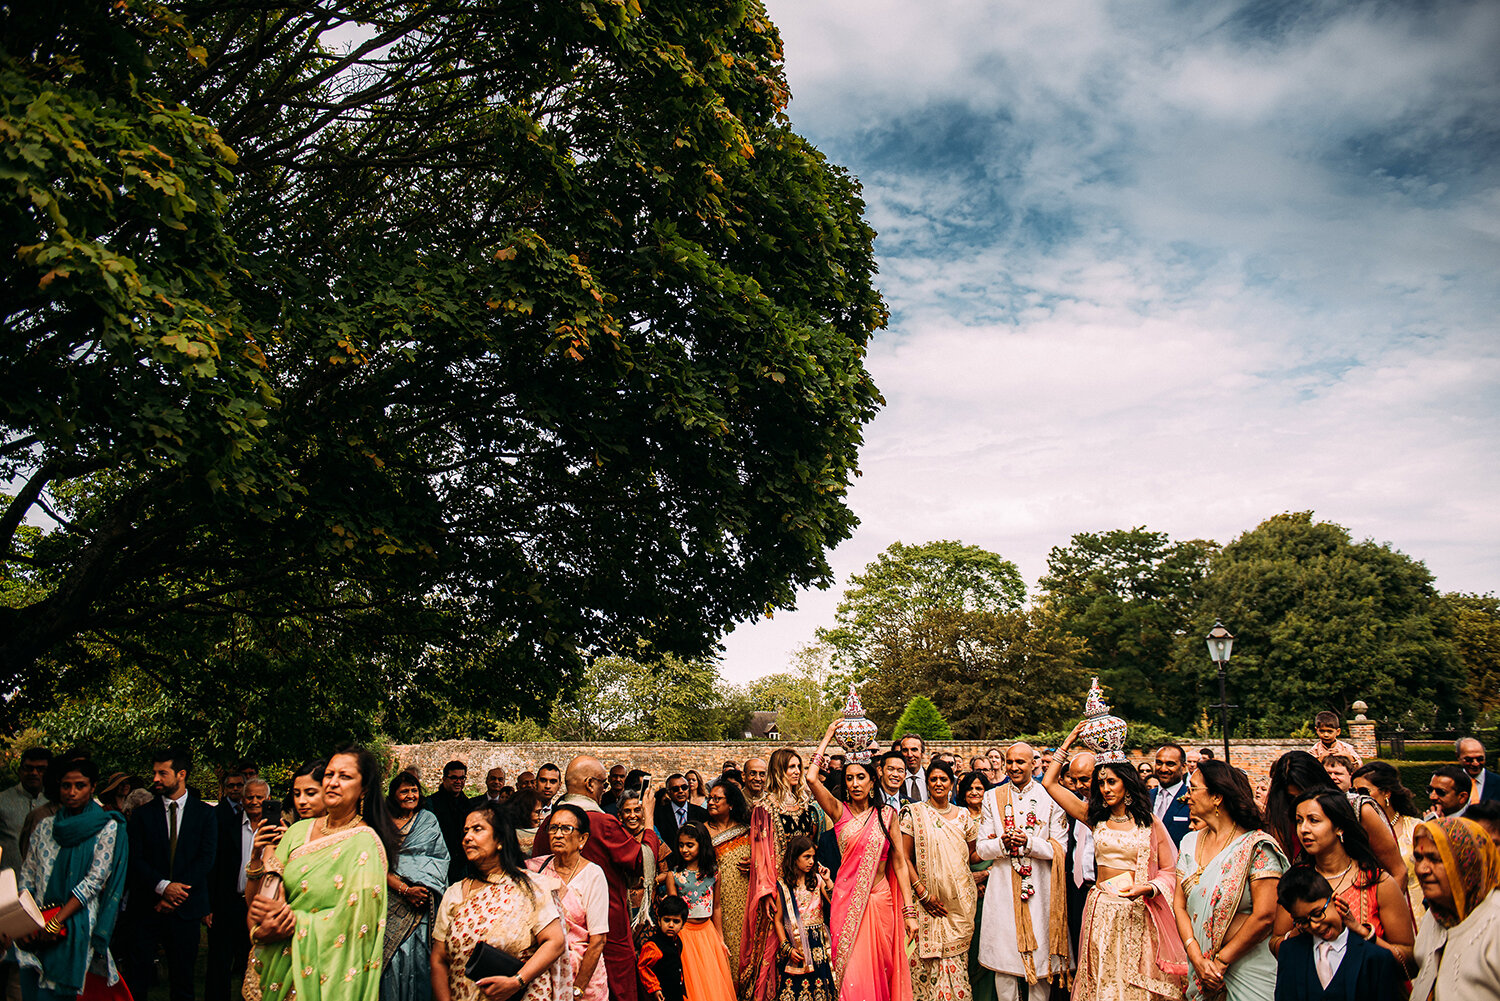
left=1, top=0, right=885, bottom=732
left=1170, top=512, right=1463, bottom=733
left=816, top=539, right=1025, bottom=690
left=1039, top=527, right=1216, bottom=729
left=893, top=695, right=952, bottom=741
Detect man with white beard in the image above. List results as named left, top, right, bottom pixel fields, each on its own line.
left=976, top=742, right=1073, bottom=1001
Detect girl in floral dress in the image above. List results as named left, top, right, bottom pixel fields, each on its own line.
left=774, top=836, right=835, bottom=1001
left=668, top=822, right=737, bottom=1001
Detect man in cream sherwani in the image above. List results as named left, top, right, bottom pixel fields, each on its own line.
left=976, top=741, right=1074, bottom=1001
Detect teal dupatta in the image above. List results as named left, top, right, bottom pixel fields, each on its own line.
left=39, top=802, right=128, bottom=997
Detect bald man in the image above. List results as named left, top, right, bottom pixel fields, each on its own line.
left=976, top=742, right=1073, bottom=1000
left=533, top=756, right=642, bottom=1001
left=1060, top=751, right=1097, bottom=967
left=743, top=757, right=768, bottom=803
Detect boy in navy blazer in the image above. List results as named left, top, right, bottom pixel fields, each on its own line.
left=126, top=746, right=217, bottom=1001
left=1274, top=866, right=1404, bottom=1001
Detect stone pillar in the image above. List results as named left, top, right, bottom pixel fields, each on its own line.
left=1348, top=700, right=1376, bottom=761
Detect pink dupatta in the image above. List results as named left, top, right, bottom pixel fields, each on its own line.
left=1143, top=817, right=1188, bottom=977
left=828, top=807, right=912, bottom=1001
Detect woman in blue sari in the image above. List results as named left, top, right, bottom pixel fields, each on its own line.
left=380, top=772, right=450, bottom=1001
left=6, top=759, right=128, bottom=1001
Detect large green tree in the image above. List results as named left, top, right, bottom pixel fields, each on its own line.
left=816, top=540, right=1025, bottom=692
left=1172, top=512, right=1463, bottom=732
left=1, top=0, right=884, bottom=729
left=863, top=606, right=1088, bottom=739
left=1447, top=593, right=1500, bottom=722
left=1039, top=527, right=1216, bottom=729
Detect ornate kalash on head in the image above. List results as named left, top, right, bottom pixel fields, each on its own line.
left=831, top=683, right=878, bottom=764
left=1077, top=676, right=1128, bottom=763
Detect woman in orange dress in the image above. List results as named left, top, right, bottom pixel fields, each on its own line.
left=1269, top=790, right=1415, bottom=974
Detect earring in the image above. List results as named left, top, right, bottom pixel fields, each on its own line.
left=1124, top=795, right=1133, bottom=806
left=1337, top=831, right=1344, bottom=842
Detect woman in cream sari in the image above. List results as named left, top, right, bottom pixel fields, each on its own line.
left=431, top=802, right=570, bottom=1001
left=1170, top=761, right=1286, bottom=1001
left=246, top=746, right=399, bottom=1001
left=900, top=760, right=978, bottom=1001
left=1410, top=816, right=1500, bottom=1000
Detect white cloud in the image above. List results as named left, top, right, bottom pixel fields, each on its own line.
left=717, top=0, right=1500, bottom=684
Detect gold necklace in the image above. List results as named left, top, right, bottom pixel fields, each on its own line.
left=322, top=810, right=362, bottom=835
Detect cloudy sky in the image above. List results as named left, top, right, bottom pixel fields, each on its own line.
left=718, top=0, right=1500, bottom=684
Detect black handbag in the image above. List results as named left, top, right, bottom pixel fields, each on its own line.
left=464, top=941, right=524, bottom=982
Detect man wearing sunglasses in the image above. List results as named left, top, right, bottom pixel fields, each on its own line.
left=652, top=772, right=708, bottom=865
left=1273, top=866, right=1404, bottom=1000
left=1456, top=737, right=1499, bottom=803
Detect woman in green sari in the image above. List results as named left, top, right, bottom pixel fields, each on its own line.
left=246, top=745, right=400, bottom=1001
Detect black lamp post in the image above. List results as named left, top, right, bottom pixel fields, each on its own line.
left=1205, top=619, right=1235, bottom=764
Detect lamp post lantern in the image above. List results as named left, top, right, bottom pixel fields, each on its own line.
left=1205, top=619, right=1235, bottom=764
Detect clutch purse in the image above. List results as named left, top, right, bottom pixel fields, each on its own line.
left=464, top=941, right=524, bottom=982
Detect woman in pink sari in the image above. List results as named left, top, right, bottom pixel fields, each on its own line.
left=526, top=805, right=610, bottom=1001
left=1040, top=722, right=1187, bottom=1001
left=804, top=721, right=917, bottom=1001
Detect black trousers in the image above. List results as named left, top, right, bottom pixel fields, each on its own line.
left=205, top=896, right=249, bottom=1001
left=125, top=907, right=202, bottom=1001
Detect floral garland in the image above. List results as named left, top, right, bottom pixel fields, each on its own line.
left=1004, top=802, right=1041, bottom=901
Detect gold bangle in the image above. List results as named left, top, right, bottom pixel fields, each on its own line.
left=249, top=927, right=261, bottom=946
left=245, top=864, right=266, bottom=879
left=44, top=918, right=64, bottom=934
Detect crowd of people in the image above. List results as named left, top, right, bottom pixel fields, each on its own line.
left=0, top=713, right=1497, bottom=1001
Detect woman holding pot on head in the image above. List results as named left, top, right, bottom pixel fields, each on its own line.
left=245, top=745, right=398, bottom=1001
left=384, top=772, right=451, bottom=1001
left=431, top=802, right=569, bottom=1001
left=899, top=759, right=978, bottom=1001
left=1040, top=723, right=1187, bottom=1001
left=805, top=722, right=916, bottom=1001
left=1169, top=760, right=1286, bottom=1001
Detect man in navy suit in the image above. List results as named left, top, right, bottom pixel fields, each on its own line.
left=652, top=773, right=708, bottom=864
left=126, top=746, right=217, bottom=1001
left=1457, top=737, right=1500, bottom=803
left=1151, top=743, right=1192, bottom=845
left=1274, top=866, right=1404, bottom=1000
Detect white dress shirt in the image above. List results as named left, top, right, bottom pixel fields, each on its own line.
left=1154, top=779, right=1184, bottom=819
left=155, top=789, right=189, bottom=895
left=1315, top=928, right=1349, bottom=989
left=236, top=814, right=257, bottom=893
left=1072, top=819, right=1096, bottom=888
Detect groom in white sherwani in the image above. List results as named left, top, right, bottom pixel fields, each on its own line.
left=976, top=742, right=1074, bottom=1001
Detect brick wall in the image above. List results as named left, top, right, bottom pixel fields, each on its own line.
left=392, top=717, right=1375, bottom=791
